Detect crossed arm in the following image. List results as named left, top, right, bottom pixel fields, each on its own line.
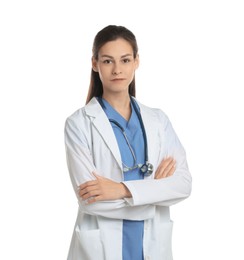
left=65, top=111, right=191, bottom=217
left=79, top=157, right=176, bottom=204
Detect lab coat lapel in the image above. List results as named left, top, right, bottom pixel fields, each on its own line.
left=85, top=98, right=123, bottom=170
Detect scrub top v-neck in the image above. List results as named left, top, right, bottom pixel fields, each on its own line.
left=97, top=97, right=145, bottom=260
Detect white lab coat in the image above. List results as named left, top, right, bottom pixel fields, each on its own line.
left=65, top=97, right=192, bottom=260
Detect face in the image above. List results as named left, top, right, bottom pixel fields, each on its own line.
left=92, top=38, right=139, bottom=96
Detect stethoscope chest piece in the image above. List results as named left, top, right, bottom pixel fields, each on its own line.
left=140, top=162, right=154, bottom=176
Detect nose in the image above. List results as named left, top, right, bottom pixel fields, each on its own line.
left=112, top=71, right=121, bottom=75
left=112, top=63, right=122, bottom=75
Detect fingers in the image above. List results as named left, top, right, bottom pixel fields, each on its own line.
left=166, top=163, right=175, bottom=177
left=78, top=173, right=127, bottom=204
left=92, top=172, right=102, bottom=179
left=79, top=180, right=100, bottom=200
left=155, top=157, right=176, bottom=179
left=78, top=173, right=110, bottom=203
left=79, top=179, right=97, bottom=190
left=79, top=172, right=103, bottom=198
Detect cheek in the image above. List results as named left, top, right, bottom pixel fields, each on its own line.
left=98, top=67, right=110, bottom=78
left=127, top=67, right=136, bottom=78
left=128, top=63, right=137, bottom=74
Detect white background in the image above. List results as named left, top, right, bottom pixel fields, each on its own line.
left=0, top=0, right=244, bottom=259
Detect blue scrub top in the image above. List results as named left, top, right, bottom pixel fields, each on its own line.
left=98, top=97, right=145, bottom=260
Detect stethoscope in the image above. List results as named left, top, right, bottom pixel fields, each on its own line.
left=98, top=96, right=154, bottom=176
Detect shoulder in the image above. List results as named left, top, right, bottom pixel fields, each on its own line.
left=65, top=106, right=86, bottom=130
left=135, top=98, right=170, bottom=124
left=64, top=98, right=98, bottom=134
left=65, top=97, right=101, bottom=126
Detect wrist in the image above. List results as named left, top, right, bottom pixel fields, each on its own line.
left=120, top=183, right=132, bottom=198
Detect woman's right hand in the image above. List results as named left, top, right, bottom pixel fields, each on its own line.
left=154, top=157, right=176, bottom=179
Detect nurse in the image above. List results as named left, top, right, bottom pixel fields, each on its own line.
left=65, top=25, right=192, bottom=260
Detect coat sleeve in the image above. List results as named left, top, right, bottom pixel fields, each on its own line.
left=64, top=114, right=155, bottom=220
left=122, top=110, right=192, bottom=207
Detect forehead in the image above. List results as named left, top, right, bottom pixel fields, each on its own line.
left=99, top=38, right=133, bottom=57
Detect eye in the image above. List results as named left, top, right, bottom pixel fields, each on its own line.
left=122, top=58, right=131, bottom=63
left=102, top=59, right=113, bottom=64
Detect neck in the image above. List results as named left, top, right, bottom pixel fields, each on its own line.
left=102, top=92, right=131, bottom=120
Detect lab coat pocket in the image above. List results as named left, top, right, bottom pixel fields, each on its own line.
left=75, top=227, right=105, bottom=260
left=158, top=220, right=173, bottom=259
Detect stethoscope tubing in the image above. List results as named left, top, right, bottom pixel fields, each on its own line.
left=130, top=97, right=149, bottom=163
left=97, top=96, right=153, bottom=175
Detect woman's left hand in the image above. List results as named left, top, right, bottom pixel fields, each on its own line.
left=154, top=157, right=176, bottom=179
left=79, top=172, right=131, bottom=204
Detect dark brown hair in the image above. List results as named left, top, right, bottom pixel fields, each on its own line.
left=86, top=25, right=138, bottom=104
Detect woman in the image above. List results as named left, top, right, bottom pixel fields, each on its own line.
left=65, top=25, right=192, bottom=260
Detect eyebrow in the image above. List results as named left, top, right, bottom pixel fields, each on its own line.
left=100, top=54, right=133, bottom=59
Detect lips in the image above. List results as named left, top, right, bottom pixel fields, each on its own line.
left=111, top=78, right=125, bottom=81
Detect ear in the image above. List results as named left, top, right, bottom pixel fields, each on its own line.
left=92, top=57, right=98, bottom=72
left=134, top=54, right=140, bottom=70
